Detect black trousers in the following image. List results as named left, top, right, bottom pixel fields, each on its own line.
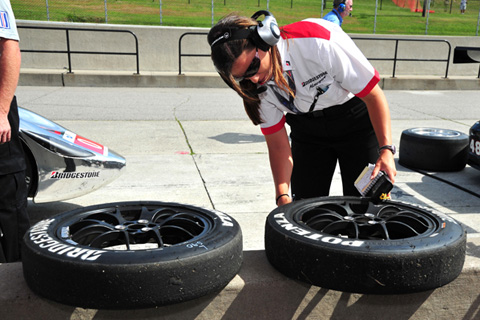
left=0, top=97, right=29, bottom=263
left=286, top=97, right=379, bottom=200
left=0, top=171, right=29, bottom=263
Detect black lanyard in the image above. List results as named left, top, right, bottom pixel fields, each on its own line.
left=272, top=70, right=300, bottom=113
left=309, top=87, right=327, bottom=112
left=271, top=70, right=328, bottom=114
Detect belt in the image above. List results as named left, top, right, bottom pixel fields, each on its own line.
left=301, top=97, right=365, bottom=118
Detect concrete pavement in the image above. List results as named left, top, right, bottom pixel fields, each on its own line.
left=1, top=86, right=480, bottom=319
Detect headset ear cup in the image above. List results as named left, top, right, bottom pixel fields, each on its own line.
left=338, top=3, right=345, bottom=12
left=250, top=10, right=281, bottom=51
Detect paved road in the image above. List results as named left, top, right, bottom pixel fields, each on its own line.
left=2, top=86, right=479, bottom=319
left=15, top=87, right=480, bottom=121
left=15, top=86, right=480, bottom=250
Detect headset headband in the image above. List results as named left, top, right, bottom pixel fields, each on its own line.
left=210, top=28, right=251, bottom=48
left=210, top=10, right=280, bottom=51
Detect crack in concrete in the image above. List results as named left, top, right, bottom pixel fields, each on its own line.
left=174, top=104, right=215, bottom=210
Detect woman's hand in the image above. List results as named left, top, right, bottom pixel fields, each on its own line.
left=373, top=149, right=397, bottom=183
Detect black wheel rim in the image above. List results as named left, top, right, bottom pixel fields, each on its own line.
left=295, top=199, right=439, bottom=241
left=56, top=203, right=214, bottom=250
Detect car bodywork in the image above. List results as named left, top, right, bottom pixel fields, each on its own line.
left=19, top=107, right=126, bottom=203
left=468, top=121, right=480, bottom=171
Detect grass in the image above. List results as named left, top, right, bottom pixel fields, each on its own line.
left=11, top=0, right=480, bottom=36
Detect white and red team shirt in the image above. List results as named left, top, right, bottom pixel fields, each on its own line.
left=258, top=18, right=380, bottom=135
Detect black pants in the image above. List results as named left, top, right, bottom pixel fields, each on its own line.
left=0, top=97, right=29, bottom=263
left=0, top=171, right=29, bottom=263
left=286, top=97, right=379, bottom=200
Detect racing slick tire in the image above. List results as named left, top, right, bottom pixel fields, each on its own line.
left=399, top=127, right=469, bottom=171
left=22, top=201, right=243, bottom=309
left=264, top=196, right=466, bottom=294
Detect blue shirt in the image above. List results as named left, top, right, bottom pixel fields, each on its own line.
left=323, top=9, right=343, bottom=26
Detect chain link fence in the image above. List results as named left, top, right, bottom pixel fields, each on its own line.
left=11, top=0, right=480, bottom=35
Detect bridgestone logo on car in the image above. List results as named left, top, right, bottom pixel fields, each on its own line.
left=50, top=171, right=100, bottom=179
left=273, top=213, right=364, bottom=247
left=28, top=219, right=106, bottom=261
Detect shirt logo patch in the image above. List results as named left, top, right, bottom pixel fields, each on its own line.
left=0, top=11, right=11, bottom=29
left=302, top=72, right=327, bottom=88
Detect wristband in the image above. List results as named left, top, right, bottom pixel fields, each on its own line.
left=276, top=194, right=290, bottom=204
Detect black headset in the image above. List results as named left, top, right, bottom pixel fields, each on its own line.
left=210, top=10, right=281, bottom=51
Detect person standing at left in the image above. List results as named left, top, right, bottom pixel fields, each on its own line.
left=0, top=0, right=30, bottom=263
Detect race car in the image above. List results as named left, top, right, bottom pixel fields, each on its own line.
left=19, top=107, right=126, bottom=203
left=468, top=121, right=480, bottom=171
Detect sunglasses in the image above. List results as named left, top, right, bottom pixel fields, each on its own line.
left=234, top=48, right=261, bottom=81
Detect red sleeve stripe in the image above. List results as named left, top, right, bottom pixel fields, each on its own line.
left=281, top=21, right=331, bottom=41
left=261, top=116, right=286, bottom=135
left=355, top=69, right=380, bottom=98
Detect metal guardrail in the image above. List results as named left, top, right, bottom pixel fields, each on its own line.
left=351, top=37, right=451, bottom=78
left=18, top=26, right=140, bottom=74
left=178, top=32, right=209, bottom=75
left=178, top=32, right=452, bottom=78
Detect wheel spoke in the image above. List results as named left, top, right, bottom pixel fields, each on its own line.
left=387, top=215, right=429, bottom=231
left=71, top=224, right=114, bottom=245
left=385, top=221, right=422, bottom=239
left=151, top=208, right=178, bottom=223
left=69, top=219, right=115, bottom=234
left=160, top=225, right=196, bottom=244
left=137, top=206, right=165, bottom=222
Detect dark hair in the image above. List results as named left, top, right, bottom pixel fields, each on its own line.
left=208, top=13, right=294, bottom=125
